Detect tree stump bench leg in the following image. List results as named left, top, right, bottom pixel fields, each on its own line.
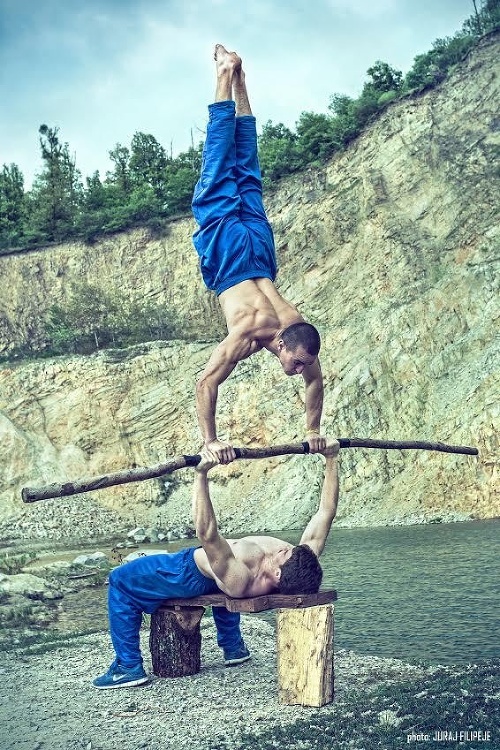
left=150, top=606, right=205, bottom=677
left=277, top=603, right=334, bottom=707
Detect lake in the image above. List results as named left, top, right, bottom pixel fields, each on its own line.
left=306, top=518, right=500, bottom=665
left=56, top=518, right=499, bottom=665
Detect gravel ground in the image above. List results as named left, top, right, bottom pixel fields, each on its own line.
left=0, top=618, right=423, bottom=750
left=0, top=497, right=130, bottom=544
left=0, top=487, right=445, bottom=750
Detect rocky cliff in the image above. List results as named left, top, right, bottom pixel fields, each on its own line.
left=0, top=35, right=498, bottom=540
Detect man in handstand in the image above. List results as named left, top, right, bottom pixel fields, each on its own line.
left=192, top=44, right=326, bottom=464
left=93, top=438, right=340, bottom=689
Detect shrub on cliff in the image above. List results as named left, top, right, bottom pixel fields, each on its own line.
left=42, top=282, right=180, bottom=355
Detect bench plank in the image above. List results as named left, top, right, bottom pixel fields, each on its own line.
left=158, top=589, right=337, bottom=613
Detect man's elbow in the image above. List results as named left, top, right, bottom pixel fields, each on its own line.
left=196, top=521, right=218, bottom=545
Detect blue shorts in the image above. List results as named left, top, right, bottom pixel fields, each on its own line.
left=110, top=547, right=220, bottom=614
left=107, top=547, right=243, bottom=667
left=192, top=101, right=277, bottom=295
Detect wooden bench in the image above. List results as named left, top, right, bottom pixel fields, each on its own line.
left=150, top=589, right=337, bottom=707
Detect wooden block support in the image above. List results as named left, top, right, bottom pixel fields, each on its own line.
left=277, top=604, right=334, bottom=707
left=150, top=605, right=205, bottom=677
left=149, top=590, right=337, bottom=698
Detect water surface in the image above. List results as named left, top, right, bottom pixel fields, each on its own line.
left=297, top=518, right=499, bottom=664
left=55, top=519, right=499, bottom=665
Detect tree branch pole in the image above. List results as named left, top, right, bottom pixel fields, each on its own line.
left=21, top=438, right=478, bottom=504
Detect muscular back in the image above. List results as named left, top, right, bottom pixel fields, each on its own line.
left=219, top=278, right=303, bottom=345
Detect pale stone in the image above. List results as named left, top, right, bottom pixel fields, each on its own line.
left=0, top=573, right=62, bottom=600
left=72, top=552, right=108, bottom=567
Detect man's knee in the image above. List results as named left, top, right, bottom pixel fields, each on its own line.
left=109, top=566, right=121, bottom=585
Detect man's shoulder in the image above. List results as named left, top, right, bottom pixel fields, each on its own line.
left=223, top=328, right=264, bottom=360
left=242, top=534, right=292, bottom=549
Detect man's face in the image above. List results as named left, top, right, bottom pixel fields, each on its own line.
left=278, top=342, right=316, bottom=376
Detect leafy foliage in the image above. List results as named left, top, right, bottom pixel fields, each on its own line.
left=26, top=125, right=83, bottom=243
left=0, top=163, right=25, bottom=247
left=0, top=1, right=498, bottom=251
left=0, top=551, right=36, bottom=574
left=42, top=281, right=180, bottom=355
left=258, top=121, right=301, bottom=184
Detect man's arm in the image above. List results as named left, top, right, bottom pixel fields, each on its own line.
left=302, top=358, right=326, bottom=452
left=196, top=332, right=255, bottom=463
left=299, top=438, right=340, bottom=557
left=192, top=450, right=252, bottom=596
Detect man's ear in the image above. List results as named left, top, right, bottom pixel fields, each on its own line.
left=277, top=339, right=284, bottom=352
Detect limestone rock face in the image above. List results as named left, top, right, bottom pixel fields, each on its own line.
left=0, top=36, right=498, bottom=538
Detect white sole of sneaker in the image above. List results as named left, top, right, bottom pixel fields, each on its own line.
left=224, top=655, right=251, bottom=667
left=94, top=676, right=150, bottom=689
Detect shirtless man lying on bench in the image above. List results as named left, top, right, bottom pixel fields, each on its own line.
left=93, top=438, right=340, bottom=689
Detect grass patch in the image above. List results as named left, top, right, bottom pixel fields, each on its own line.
left=0, top=550, right=36, bottom=574
left=209, top=660, right=499, bottom=750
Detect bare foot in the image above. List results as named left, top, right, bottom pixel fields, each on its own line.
left=214, top=43, right=241, bottom=75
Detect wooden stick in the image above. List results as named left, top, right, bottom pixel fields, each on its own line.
left=337, top=437, right=479, bottom=454
left=21, top=438, right=478, bottom=504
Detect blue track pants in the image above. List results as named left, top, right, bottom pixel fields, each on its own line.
left=107, top=548, right=243, bottom=669
left=192, top=100, right=277, bottom=295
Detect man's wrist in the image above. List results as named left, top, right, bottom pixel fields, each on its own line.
left=306, top=428, right=320, bottom=436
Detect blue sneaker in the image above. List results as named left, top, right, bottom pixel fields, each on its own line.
left=93, top=660, right=150, bottom=689
left=224, top=642, right=251, bottom=667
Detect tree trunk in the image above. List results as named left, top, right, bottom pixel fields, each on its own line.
left=150, top=606, right=205, bottom=677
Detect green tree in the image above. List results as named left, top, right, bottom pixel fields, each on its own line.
left=481, top=0, right=500, bottom=31
left=163, top=143, right=202, bottom=214
left=107, top=144, right=132, bottom=195
left=296, top=111, right=341, bottom=163
left=129, top=132, right=168, bottom=200
left=365, top=61, right=403, bottom=95
left=464, top=0, right=500, bottom=34
left=76, top=171, right=122, bottom=241
left=404, top=33, right=475, bottom=92
left=26, top=125, right=82, bottom=243
left=115, top=184, right=162, bottom=225
left=43, top=281, right=180, bottom=354
left=0, top=163, right=25, bottom=248
left=44, top=282, right=130, bottom=353
left=258, top=121, right=301, bottom=184
left=84, top=171, right=107, bottom=211
left=328, top=94, right=361, bottom=146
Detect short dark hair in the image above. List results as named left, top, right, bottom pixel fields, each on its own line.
left=278, top=544, right=323, bottom=594
left=281, top=322, right=321, bottom=356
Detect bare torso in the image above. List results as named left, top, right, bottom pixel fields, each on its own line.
left=219, top=278, right=303, bottom=351
left=193, top=535, right=294, bottom=597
